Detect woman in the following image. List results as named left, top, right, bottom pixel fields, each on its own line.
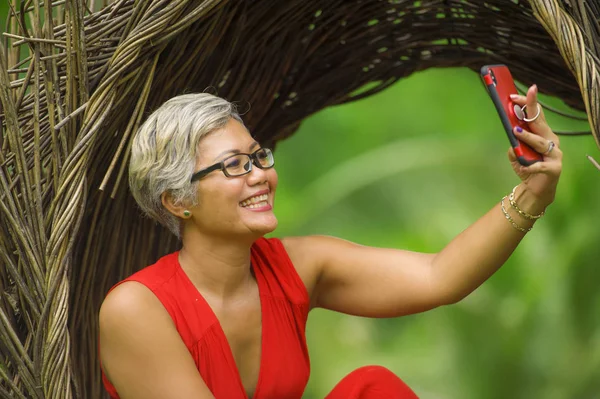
left=99, top=87, right=562, bottom=398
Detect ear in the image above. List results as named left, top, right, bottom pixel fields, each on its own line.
left=161, top=191, right=191, bottom=219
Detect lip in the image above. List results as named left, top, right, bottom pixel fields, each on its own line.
left=242, top=203, right=273, bottom=212
left=239, top=189, right=272, bottom=212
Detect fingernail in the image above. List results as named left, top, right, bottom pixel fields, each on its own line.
left=510, top=94, right=518, bottom=99
left=516, top=126, right=523, bottom=133
left=533, top=84, right=538, bottom=93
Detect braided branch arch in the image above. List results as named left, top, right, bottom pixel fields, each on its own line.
left=0, top=1, right=598, bottom=397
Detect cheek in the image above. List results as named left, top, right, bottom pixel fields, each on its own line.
left=269, top=169, right=279, bottom=190
left=198, top=180, right=244, bottom=212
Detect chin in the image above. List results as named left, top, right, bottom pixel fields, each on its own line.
left=247, top=215, right=278, bottom=237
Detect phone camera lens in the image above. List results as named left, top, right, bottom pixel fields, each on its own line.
left=490, top=70, right=497, bottom=86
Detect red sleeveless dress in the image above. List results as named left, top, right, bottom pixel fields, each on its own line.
left=101, top=237, right=419, bottom=399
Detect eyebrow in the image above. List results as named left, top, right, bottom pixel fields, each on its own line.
left=213, top=141, right=260, bottom=161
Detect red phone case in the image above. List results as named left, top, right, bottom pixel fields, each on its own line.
left=480, top=65, right=543, bottom=166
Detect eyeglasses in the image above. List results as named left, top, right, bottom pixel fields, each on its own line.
left=190, top=148, right=274, bottom=182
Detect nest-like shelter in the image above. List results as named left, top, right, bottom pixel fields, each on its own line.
left=0, top=0, right=599, bottom=397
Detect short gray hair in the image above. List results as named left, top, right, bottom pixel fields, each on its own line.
left=129, top=93, right=242, bottom=237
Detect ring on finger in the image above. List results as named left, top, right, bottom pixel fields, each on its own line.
left=543, top=140, right=555, bottom=155
left=522, top=103, right=541, bottom=123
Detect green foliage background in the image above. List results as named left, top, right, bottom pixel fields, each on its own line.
left=272, top=68, right=600, bottom=398
left=2, top=4, right=600, bottom=396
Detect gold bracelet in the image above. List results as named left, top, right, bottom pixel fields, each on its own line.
left=501, top=196, right=531, bottom=233
left=509, top=185, right=545, bottom=220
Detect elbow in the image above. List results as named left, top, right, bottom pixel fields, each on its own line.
left=438, top=285, right=475, bottom=306
left=429, top=277, right=469, bottom=307
left=431, top=291, right=459, bottom=307
left=428, top=257, right=471, bottom=307
left=441, top=292, right=467, bottom=306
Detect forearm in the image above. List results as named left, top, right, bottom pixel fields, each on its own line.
left=431, top=184, right=549, bottom=304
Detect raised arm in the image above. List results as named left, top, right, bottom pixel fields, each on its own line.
left=99, top=282, right=215, bottom=399
left=286, top=85, right=562, bottom=318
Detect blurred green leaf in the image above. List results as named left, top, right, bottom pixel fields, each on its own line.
left=272, top=68, right=600, bottom=399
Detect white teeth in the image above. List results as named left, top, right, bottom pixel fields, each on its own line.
left=245, top=201, right=268, bottom=209
left=240, top=194, right=269, bottom=207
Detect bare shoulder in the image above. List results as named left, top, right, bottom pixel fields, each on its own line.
left=102, top=280, right=151, bottom=309
left=279, top=235, right=348, bottom=305
left=99, top=281, right=214, bottom=399
left=280, top=235, right=353, bottom=264
left=99, top=281, right=172, bottom=348
left=100, top=281, right=166, bottom=326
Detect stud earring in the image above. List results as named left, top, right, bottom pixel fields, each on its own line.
left=183, top=210, right=191, bottom=218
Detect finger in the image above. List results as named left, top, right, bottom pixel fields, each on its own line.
left=509, top=93, right=527, bottom=106
left=525, top=85, right=544, bottom=127
left=519, top=159, right=562, bottom=176
left=509, top=85, right=540, bottom=109
left=509, top=85, right=553, bottom=138
left=514, top=126, right=561, bottom=159
left=525, top=85, right=538, bottom=113
left=507, top=147, right=517, bottom=163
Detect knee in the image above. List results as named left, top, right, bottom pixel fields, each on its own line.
left=349, top=365, right=418, bottom=398
left=353, top=365, right=398, bottom=381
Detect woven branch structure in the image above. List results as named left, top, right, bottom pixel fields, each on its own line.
left=0, top=0, right=598, bottom=397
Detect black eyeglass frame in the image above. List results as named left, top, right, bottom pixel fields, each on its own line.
left=190, top=148, right=274, bottom=182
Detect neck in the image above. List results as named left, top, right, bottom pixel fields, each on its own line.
left=178, top=229, right=257, bottom=300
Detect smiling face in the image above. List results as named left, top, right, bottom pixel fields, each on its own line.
left=185, top=118, right=278, bottom=240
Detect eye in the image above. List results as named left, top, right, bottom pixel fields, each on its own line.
left=226, top=158, right=241, bottom=168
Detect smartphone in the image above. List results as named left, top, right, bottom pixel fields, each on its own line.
left=480, top=64, right=543, bottom=166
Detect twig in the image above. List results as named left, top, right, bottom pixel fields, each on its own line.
left=3, top=33, right=67, bottom=46
left=587, top=155, right=600, bottom=171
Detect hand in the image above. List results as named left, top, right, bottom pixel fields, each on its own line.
left=508, top=85, right=562, bottom=208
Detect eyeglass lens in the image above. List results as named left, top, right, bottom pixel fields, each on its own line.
left=224, top=148, right=273, bottom=176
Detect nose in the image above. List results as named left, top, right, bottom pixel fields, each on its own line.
left=245, top=162, right=269, bottom=185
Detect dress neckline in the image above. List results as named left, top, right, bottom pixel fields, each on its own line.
left=174, top=250, right=266, bottom=399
